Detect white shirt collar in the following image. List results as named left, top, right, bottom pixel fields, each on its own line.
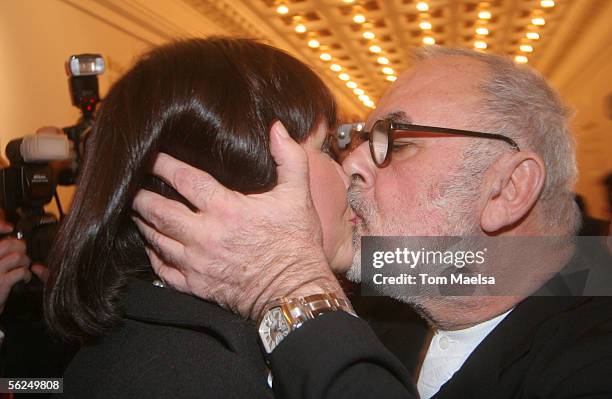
left=417, top=308, right=513, bottom=399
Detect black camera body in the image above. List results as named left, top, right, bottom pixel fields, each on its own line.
left=1, top=163, right=55, bottom=211
left=2, top=138, right=63, bottom=263
left=0, top=53, right=105, bottom=263
left=0, top=160, right=57, bottom=263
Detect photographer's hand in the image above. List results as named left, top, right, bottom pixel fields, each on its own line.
left=0, top=219, right=31, bottom=315
left=132, top=121, right=344, bottom=320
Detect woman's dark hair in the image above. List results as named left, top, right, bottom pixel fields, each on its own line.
left=45, top=37, right=337, bottom=342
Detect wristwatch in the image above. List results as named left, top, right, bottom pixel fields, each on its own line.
left=258, top=292, right=356, bottom=354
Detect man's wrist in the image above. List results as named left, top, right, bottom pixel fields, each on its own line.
left=247, top=259, right=345, bottom=320
left=285, top=280, right=347, bottom=303
left=257, top=290, right=356, bottom=356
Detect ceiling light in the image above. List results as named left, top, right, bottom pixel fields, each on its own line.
left=474, top=40, right=487, bottom=49
left=519, top=44, right=533, bottom=52
left=419, top=21, right=432, bottom=30
left=308, top=39, right=320, bottom=48
left=365, top=100, right=375, bottom=108
left=346, top=81, right=358, bottom=89
left=386, top=75, right=397, bottom=82
left=294, top=24, right=306, bottom=33
left=362, top=31, right=376, bottom=40
left=354, top=88, right=365, bottom=95
left=343, top=0, right=355, bottom=3
left=382, top=67, right=395, bottom=75
left=478, top=10, right=492, bottom=20
left=338, top=73, right=350, bottom=81
left=514, top=55, right=528, bottom=64
left=526, top=32, right=540, bottom=40
left=377, top=56, right=390, bottom=65
left=422, top=36, right=436, bottom=45
left=353, top=14, right=366, bottom=24
left=475, top=27, right=489, bottom=35
left=358, top=94, right=370, bottom=102
left=532, top=17, right=546, bottom=26
left=540, top=0, right=555, bottom=7
left=320, top=53, right=332, bottom=61
left=416, top=2, right=429, bottom=12
left=369, top=45, right=382, bottom=53
left=276, top=4, right=289, bottom=14
left=330, top=64, right=342, bottom=72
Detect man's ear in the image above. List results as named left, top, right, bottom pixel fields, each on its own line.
left=480, top=151, right=546, bottom=233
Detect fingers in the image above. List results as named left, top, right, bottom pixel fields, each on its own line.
left=0, top=221, right=13, bottom=234
left=0, top=266, right=32, bottom=300
left=131, top=215, right=186, bottom=266
left=0, top=238, right=31, bottom=293
left=151, top=153, right=231, bottom=211
left=144, top=247, right=189, bottom=294
left=31, top=263, right=50, bottom=283
left=0, top=251, right=31, bottom=272
left=0, top=238, right=27, bottom=259
left=0, top=209, right=13, bottom=234
left=0, top=233, right=32, bottom=302
left=132, top=189, right=194, bottom=243
left=269, top=121, right=310, bottom=190
left=0, top=266, right=32, bottom=315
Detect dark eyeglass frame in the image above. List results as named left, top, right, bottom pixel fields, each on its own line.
left=351, top=119, right=521, bottom=168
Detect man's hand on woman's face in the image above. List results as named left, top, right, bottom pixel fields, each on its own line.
left=132, top=121, right=344, bottom=320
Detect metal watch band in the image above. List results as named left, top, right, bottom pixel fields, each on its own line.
left=262, top=292, right=356, bottom=330
left=258, top=292, right=357, bottom=356
left=284, top=293, right=356, bottom=327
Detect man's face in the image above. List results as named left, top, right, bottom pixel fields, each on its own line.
left=342, top=56, right=490, bottom=281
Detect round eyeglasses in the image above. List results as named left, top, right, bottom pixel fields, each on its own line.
left=342, top=119, right=520, bottom=168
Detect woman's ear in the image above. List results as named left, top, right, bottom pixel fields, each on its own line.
left=480, top=151, right=546, bottom=233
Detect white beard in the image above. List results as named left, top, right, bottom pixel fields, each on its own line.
left=343, top=143, right=493, bottom=285
left=346, top=239, right=362, bottom=282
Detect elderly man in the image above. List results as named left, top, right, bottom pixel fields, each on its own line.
left=132, top=47, right=612, bottom=398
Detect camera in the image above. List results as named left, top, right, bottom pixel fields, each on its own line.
left=0, top=54, right=105, bottom=263
left=1, top=134, right=69, bottom=263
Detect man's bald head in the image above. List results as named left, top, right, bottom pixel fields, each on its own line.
left=408, top=46, right=579, bottom=234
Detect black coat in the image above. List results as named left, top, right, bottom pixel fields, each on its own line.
left=59, top=278, right=274, bottom=398
left=351, top=295, right=428, bottom=376
left=270, top=257, right=612, bottom=399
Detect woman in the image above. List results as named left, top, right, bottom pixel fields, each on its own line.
left=44, top=37, right=353, bottom=398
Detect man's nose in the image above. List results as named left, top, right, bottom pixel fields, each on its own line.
left=331, top=158, right=351, bottom=190
left=342, top=142, right=376, bottom=188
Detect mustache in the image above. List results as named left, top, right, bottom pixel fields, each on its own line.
left=347, top=180, right=363, bottom=214
left=347, top=178, right=375, bottom=221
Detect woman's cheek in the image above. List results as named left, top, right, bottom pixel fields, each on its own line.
left=309, top=158, right=332, bottom=222
left=308, top=156, right=343, bottom=251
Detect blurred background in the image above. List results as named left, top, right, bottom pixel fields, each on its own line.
left=1, top=0, right=611, bottom=220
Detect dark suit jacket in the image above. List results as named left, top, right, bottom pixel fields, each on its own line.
left=60, top=278, right=273, bottom=398
left=270, top=264, right=612, bottom=398
left=351, top=295, right=428, bottom=375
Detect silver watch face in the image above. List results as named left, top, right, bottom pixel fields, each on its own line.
left=259, top=307, right=291, bottom=353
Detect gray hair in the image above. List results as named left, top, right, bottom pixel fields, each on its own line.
left=412, top=46, right=580, bottom=234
